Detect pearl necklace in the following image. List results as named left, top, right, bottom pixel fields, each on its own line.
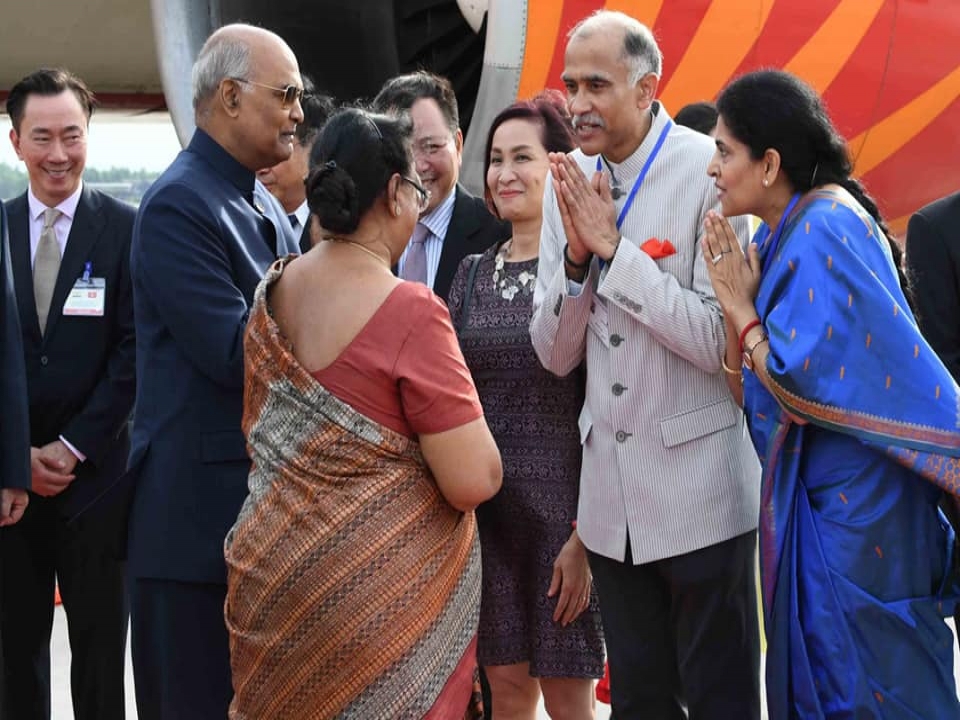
left=492, top=240, right=537, bottom=301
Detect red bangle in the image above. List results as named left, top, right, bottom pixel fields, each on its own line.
left=737, top=319, right=762, bottom=354
left=571, top=520, right=577, bottom=530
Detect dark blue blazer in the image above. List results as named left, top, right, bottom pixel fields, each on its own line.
left=5, top=188, right=136, bottom=549
left=126, top=129, right=298, bottom=583
left=0, top=203, right=29, bottom=492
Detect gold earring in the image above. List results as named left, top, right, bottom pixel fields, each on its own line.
left=395, top=204, right=401, bottom=216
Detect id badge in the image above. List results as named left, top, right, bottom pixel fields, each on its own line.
left=63, top=277, right=106, bottom=316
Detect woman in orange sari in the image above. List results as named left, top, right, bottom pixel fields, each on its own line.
left=224, top=107, right=502, bottom=719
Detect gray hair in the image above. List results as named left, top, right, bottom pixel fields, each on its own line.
left=569, top=10, right=663, bottom=86
left=191, top=32, right=251, bottom=110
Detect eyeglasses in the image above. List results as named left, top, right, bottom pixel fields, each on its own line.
left=230, top=78, right=303, bottom=108
left=400, top=176, right=431, bottom=211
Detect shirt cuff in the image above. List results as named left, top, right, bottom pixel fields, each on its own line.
left=59, top=435, right=86, bottom=463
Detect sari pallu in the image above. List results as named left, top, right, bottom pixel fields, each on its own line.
left=225, top=262, right=482, bottom=719
left=745, top=187, right=960, bottom=719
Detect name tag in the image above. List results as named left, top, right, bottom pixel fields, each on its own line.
left=63, top=278, right=105, bottom=316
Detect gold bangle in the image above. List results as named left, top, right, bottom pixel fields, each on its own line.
left=721, top=355, right=742, bottom=376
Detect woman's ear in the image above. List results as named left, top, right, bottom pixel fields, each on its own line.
left=763, top=148, right=782, bottom=186
left=387, top=173, right=403, bottom=216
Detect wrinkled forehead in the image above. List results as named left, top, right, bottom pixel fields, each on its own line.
left=562, top=32, right=628, bottom=84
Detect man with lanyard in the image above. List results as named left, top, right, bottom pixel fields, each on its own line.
left=530, top=10, right=761, bottom=719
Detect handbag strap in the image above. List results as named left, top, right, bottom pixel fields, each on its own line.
left=457, top=253, right=483, bottom=333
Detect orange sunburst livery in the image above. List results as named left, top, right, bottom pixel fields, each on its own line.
left=518, top=0, right=960, bottom=236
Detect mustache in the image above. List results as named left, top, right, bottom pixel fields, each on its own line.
left=571, top=113, right=606, bottom=130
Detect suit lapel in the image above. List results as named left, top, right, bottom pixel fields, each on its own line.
left=6, top=194, right=42, bottom=343
left=436, top=185, right=477, bottom=287
left=44, top=187, right=105, bottom=339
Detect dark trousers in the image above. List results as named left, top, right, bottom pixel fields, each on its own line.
left=0, top=494, right=128, bottom=720
left=588, top=531, right=760, bottom=720
left=131, top=578, right=233, bottom=720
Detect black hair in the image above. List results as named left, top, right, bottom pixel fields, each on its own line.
left=370, top=71, right=459, bottom=135
left=716, top=70, right=911, bottom=304
left=296, top=75, right=337, bottom=146
left=305, top=108, right=413, bottom=234
left=6, top=67, right=95, bottom=133
left=674, top=101, right=717, bottom=136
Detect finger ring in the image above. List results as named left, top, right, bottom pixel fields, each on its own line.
left=711, top=253, right=723, bottom=265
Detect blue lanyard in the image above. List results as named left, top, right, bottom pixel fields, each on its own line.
left=761, top=193, right=801, bottom=274
left=597, top=120, right=673, bottom=229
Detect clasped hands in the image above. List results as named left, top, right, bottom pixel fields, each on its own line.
left=700, top=211, right=762, bottom=329
left=549, top=153, right=621, bottom=269
left=31, top=439, right=79, bottom=497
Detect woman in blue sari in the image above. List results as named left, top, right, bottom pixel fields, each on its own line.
left=701, top=69, right=960, bottom=719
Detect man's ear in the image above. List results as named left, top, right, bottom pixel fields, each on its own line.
left=454, top=127, right=464, bottom=164
left=220, top=79, right=243, bottom=117
left=9, top=128, right=22, bottom=160
left=637, top=73, right=660, bottom=108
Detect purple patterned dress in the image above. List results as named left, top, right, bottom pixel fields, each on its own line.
left=448, top=244, right=604, bottom=678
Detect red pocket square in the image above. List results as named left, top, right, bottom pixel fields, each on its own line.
left=639, top=238, right=677, bottom=259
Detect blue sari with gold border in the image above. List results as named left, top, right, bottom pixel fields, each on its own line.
left=745, top=187, right=960, bottom=719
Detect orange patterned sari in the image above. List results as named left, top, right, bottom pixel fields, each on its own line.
left=225, top=264, right=482, bottom=719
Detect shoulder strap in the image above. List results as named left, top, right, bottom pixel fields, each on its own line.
left=457, top=253, right=483, bottom=333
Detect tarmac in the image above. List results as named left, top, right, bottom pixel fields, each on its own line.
left=49, top=606, right=959, bottom=719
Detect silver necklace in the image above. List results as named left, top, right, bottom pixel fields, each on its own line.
left=492, top=240, right=537, bottom=301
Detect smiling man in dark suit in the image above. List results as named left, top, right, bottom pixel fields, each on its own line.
left=127, top=24, right=302, bottom=719
left=372, top=71, right=509, bottom=302
left=2, top=67, right=136, bottom=720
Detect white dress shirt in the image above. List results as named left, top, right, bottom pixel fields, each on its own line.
left=28, top=183, right=82, bottom=267
left=27, top=182, right=87, bottom=462
left=397, top=188, right=456, bottom=290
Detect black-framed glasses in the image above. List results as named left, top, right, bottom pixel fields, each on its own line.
left=230, top=78, right=303, bottom=108
left=401, top=176, right=431, bottom=211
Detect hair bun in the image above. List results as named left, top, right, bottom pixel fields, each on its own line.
left=306, top=162, right=360, bottom=234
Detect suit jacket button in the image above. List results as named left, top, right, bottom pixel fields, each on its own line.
left=610, top=334, right=623, bottom=347
left=615, top=430, right=631, bottom=443
left=612, top=383, right=626, bottom=397
left=40, top=355, right=49, bottom=367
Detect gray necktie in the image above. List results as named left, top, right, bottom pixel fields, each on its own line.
left=402, top=222, right=429, bottom=285
left=34, top=207, right=62, bottom=335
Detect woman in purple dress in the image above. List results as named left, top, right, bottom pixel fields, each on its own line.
left=448, top=93, right=604, bottom=719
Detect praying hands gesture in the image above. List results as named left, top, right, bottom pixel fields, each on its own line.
left=701, top=211, right=762, bottom=330
left=549, top=153, right=620, bottom=269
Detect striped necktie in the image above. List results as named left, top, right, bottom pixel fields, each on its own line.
left=34, top=207, right=62, bottom=335
left=402, top=222, right=429, bottom=285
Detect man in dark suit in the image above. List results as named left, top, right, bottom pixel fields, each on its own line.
left=127, top=24, right=301, bottom=719
left=372, top=71, right=509, bottom=302
left=256, top=75, right=336, bottom=253
left=0, top=201, right=30, bottom=526
left=906, top=190, right=960, bottom=646
left=0, top=199, right=31, bottom=717
left=2, top=68, right=136, bottom=720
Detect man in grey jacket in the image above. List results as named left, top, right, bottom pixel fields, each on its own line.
left=530, top=10, right=761, bottom=720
